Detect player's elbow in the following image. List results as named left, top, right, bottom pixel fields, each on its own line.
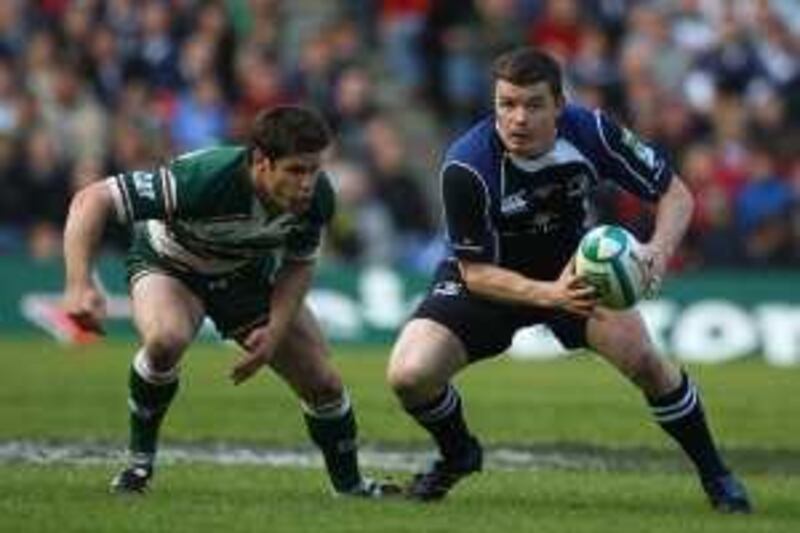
left=66, top=180, right=116, bottom=232
left=69, top=180, right=113, bottom=217
left=672, top=176, right=694, bottom=209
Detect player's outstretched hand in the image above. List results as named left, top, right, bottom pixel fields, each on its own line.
left=230, top=325, right=276, bottom=385
left=63, top=283, right=107, bottom=335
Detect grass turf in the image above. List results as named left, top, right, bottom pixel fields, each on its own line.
left=1, top=464, right=798, bottom=533
left=1, top=338, right=798, bottom=532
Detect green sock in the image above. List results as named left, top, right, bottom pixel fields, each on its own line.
left=303, top=395, right=362, bottom=492
left=128, top=365, right=179, bottom=465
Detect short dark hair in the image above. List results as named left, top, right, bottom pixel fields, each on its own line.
left=250, top=105, right=332, bottom=161
left=492, top=47, right=564, bottom=99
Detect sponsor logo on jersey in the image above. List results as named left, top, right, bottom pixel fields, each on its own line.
left=131, top=171, right=156, bottom=201
left=501, top=191, right=529, bottom=216
left=621, top=128, right=657, bottom=169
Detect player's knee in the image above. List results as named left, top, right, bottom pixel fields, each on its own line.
left=142, top=330, right=191, bottom=371
left=304, top=368, right=344, bottom=405
left=386, top=358, right=434, bottom=399
left=624, top=349, right=671, bottom=394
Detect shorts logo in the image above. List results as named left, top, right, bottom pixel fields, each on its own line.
left=433, top=280, right=463, bottom=297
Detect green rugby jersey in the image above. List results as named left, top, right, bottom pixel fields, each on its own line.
left=108, top=146, right=335, bottom=275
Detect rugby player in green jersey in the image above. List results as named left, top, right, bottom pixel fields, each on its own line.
left=63, top=106, right=398, bottom=498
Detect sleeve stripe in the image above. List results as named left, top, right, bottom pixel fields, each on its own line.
left=105, top=177, right=128, bottom=224
left=160, top=167, right=177, bottom=221
left=112, top=175, right=134, bottom=223
left=594, top=110, right=662, bottom=197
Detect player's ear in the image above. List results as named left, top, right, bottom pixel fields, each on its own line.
left=553, top=91, right=566, bottom=112
left=251, top=146, right=275, bottom=170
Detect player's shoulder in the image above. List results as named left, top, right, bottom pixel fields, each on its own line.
left=557, top=103, right=604, bottom=144
left=170, top=145, right=248, bottom=178
left=443, top=115, right=502, bottom=181
left=307, top=171, right=335, bottom=224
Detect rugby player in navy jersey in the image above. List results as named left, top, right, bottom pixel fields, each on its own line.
left=63, top=106, right=398, bottom=498
left=387, top=48, right=751, bottom=512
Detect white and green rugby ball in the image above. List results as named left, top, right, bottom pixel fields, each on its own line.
left=575, top=225, right=644, bottom=310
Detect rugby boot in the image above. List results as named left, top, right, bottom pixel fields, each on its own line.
left=338, top=477, right=403, bottom=499
left=406, top=436, right=483, bottom=501
left=701, top=472, right=752, bottom=513
left=110, top=464, right=153, bottom=494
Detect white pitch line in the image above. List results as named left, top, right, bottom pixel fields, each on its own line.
left=0, top=441, right=619, bottom=471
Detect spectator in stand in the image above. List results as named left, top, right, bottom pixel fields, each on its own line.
left=527, top=0, right=585, bottom=61
left=40, top=59, right=108, bottom=162
left=680, top=143, right=741, bottom=267
left=288, top=33, right=338, bottom=113
left=170, top=75, right=229, bottom=151
left=328, top=63, right=379, bottom=156
left=376, top=0, right=430, bottom=96
left=326, top=158, right=396, bottom=265
left=735, top=144, right=794, bottom=265
left=363, top=114, right=439, bottom=272
left=229, top=45, right=290, bottom=141
left=17, top=127, right=70, bottom=259
left=134, top=0, right=182, bottom=92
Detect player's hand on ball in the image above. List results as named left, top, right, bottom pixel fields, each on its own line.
left=63, top=283, right=107, bottom=335
left=552, top=263, right=597, bottom=317
left=231, top=326, right=277, bottom=385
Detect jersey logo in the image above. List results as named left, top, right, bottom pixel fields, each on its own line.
left=621, top=128, right=657, bottom=169
left=501, top=191, right=529, bottom=216
left=131, top=171, right=156, bottom=201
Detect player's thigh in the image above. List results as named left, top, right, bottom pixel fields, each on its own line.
left=131, top=272, right=205, bottom=363
left=267, top=306, right=343, bottom=406
left=586, top=308, right=679, bottom=395
left=387, top=318, right=469, bottom=394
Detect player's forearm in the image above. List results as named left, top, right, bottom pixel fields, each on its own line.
left=459, top=261, right=559, bottom=308
left=63, top=182, right=114, bottom=287
left=650, top=176, right=694, bottom=259
left=266, top=260, right=314, bottom=342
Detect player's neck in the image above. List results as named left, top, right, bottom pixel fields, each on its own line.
left=506, top=141, right=555, bottom=162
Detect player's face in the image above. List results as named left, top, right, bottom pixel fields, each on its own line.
left=253, top=153, right=321, bottom=214
left=494, top=79, right=563, bottom=158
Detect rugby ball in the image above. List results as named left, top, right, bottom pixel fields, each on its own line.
left=575, top=225, right=644, bottom=309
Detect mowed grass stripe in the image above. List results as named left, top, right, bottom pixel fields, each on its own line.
left=0, top=339, right=797, bottom=450
left=0, top=463, right=798, bottom=533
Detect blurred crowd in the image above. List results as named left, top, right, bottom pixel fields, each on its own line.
left=0, top=0, right=798, bottom=272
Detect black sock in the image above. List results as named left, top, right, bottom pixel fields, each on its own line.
left=406, top=383, right=474, bottom=462
left=128, top=364, right=178, bottom=466
left=648, top=371, right=728, bottom=480
left=303, top=393, right=362, bottom=493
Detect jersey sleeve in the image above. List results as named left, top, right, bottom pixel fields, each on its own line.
left=590, top=110, right=673, bottom=201
left=284, top=173, right=336, bottom=261
left=107, top=147, right=250, bottom=224
left=441, top=162, right=496, bottom=263
left=107, top=167, right=175, bottom=224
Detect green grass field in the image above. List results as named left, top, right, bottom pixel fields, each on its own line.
left=1, top=338, right=798, bottom=532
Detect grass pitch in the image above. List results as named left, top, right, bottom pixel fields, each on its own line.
left=0, top=337, right=798, bottom=532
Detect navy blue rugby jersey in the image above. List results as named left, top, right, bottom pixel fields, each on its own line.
left=440, top=103, right=673, bottom=280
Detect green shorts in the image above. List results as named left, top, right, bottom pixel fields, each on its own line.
left=126, top=229, right=273, bottom=339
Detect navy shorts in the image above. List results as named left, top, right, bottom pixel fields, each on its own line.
left=412, top=260, right=588, bottom=361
